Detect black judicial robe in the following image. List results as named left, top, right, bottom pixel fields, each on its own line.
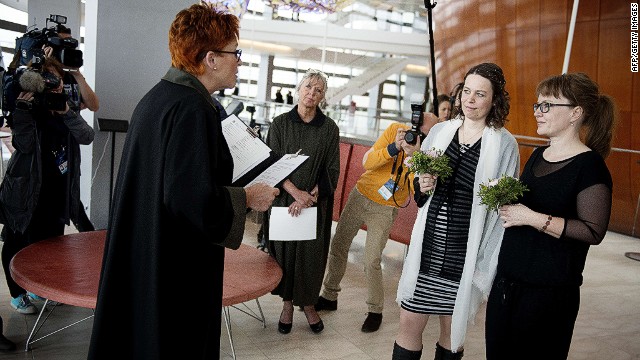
left=88, top=68, right=247, bottom=360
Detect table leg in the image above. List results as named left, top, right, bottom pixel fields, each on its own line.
left=255, top=299, right=266, bottom=329
left=222, top=307, right=236, bottom=360
left=23, top=300, right=93, bottom=351
left=24, top=304, right=47, bottom=351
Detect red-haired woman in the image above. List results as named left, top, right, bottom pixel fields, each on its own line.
left=88, top=4, right=278, bottom=359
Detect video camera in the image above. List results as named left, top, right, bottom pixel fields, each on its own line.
left=0, top=15, right=76, bottom=125
left=15, top=14, right=83, bottom=68
left=4, top=67, right=68, bottom=115
left=404, top=102, right=425, bottom=145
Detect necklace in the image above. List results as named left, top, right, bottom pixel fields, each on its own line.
left=459, top=125, right=484, bottom=154
left=460, top=125, right=484, bottom=145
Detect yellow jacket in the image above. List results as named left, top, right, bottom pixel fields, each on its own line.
left=355, top=122, right=415, bottom=207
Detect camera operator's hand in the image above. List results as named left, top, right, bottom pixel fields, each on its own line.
left=42, top=45, right=54, bottom=58
left=401, top=133, right=421, bottom=156
left=394, top=127, right=407, bottom=150
left=53, top=101, right=70, bottom=115
left=15, top=92, right=35, bottom=111
left=17, top=92, right=34, bottom=102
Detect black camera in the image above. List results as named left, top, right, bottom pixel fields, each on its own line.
left=27, top=49, right=46, bottom=70
left=3, top=68, right=67, bottom=115
left=15, top=14, right=83, bottom=68
left=404, top=102, right=425, bottom=145
left=15, top=93, right=67, bottom=112
left=47, top=35, right=83, bottom=68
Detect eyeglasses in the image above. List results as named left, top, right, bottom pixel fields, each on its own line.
left=216, top=49, right=242, bottom=61
left=533, top=102, right=575, bottom=113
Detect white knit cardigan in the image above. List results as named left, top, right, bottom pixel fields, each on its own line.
left=396, top=118, right=520, bottom=351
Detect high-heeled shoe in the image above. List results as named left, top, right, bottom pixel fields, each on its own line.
left=303, top=307, right=324, bottom=334
left=278, top=321, right=292, bottom=334
left=278, top=306, right=293, bottom=334
left=308, top=319, right=324, bottom=333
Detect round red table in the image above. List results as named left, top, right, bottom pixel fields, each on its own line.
left=10, top=230, right=282, bottom=354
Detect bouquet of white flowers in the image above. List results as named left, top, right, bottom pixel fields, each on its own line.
left=404, top=148, right=453, bottom=196
left=477, top=175, right=528, bottom=212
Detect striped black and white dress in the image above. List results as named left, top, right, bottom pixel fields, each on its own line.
left=401, top=133, right=481, bottom=315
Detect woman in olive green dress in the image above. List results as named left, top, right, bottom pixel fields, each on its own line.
left=266, top=69, right=340, bottom=335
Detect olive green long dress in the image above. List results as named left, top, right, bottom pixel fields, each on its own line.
left=266, top=105, right=341, bottom=306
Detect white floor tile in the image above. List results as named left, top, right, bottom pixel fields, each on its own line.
left=0, top=221, right=638, bottom=359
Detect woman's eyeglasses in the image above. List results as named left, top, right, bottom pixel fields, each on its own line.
left=533, top=102, right=575, bottom=113
left=216, top=49, right=242, bottom=61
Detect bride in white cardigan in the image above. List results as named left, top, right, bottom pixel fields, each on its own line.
left=393, top=63, right=520, bottom=360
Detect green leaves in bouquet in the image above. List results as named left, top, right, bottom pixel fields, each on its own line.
left=478, top=175, right=529, bottom=212
left=406, top=148, right=453, bottom=181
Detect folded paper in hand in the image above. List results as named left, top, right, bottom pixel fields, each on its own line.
left=222, top=115, right=307, bottom=187
left=244, top=153, right=308, bottom=188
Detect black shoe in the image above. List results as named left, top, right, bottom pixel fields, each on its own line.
left=314, top=296, right=337, bottom=311
left=309, top=319, right=324, bottom=334
left=303, top=307, right=325, bottom=334
left=278, top=321, right=292, bottom=334
left=361, top=312, right=383, bottom=333
left=0, top=334, right=16, bottom=352
left=278, top=307, right=293, bottom=334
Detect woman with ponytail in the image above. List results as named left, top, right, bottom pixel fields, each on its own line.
left=485, top=73, right=617, bottom=360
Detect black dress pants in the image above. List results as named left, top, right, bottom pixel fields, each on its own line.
left=1, top=215, right=65, bottom=298
left=485, top=277, right=580, bottom=360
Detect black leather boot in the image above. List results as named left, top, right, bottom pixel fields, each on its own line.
left=434, top=342, right=463, bottom=360
left=392, top=341, right=422, bottom=360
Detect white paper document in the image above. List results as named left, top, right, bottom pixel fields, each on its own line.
left=244, top=154, right=309, bottom=188
left=269, top=207, right=317, bottom=241
left=221, top=115, right=271, bottom=182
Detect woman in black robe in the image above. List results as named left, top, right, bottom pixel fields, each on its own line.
left=88, top=4, right=279, bottom=359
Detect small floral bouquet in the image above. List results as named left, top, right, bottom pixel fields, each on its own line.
left=404, top=148, right=453, bottom=195
left=477, top=175, right=529, bottom=212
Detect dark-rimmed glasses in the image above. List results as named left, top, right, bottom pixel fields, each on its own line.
left=216, top=49, right=242, bottom=61
left=533, top=102, right=575, bottom=113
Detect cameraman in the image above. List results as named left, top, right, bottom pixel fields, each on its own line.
left=43, top=25, right=98, bottom=232
left=315, top=112, right=438, bottom=332
left=0, top=57, right=94, bottom=314
left=44, top=25, right=99, bottom=112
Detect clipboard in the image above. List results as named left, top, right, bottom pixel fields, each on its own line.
left=222, top=115, right=273, bottom=186
left=222, top=115, right=307, bottom=187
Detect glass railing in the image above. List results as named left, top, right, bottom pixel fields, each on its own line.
left=217, top=95, right=409, bottom=142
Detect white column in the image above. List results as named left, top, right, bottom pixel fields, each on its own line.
left=86, top=0, right=192, bottom=229
left=27, top=0, right=81, bottom=32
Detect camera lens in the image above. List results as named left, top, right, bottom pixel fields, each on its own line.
left=404, top=130, right=417, bottom=145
